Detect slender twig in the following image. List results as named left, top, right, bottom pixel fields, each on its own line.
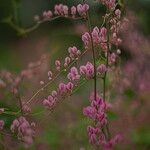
left=5, top=16, right=84, bottom=35
left=86, top=12, right=97, bottom=99
left=103, top=10, right=111, bottom=141
left=17, top=49, right=88, bottom=114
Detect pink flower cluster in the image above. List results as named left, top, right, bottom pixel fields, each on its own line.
left=43, top=94, right=57, bottom=109
left=97, top=64, right=107, bottom=74
left=80, top=62, right=94, bottom=79
left=67, top=62, right=107, bottom=82
left=55, top=60, right=61, bottom=71
left=100, top=0, right=116, bottom=10
left=0, top=120, right=4, bottom=130
left=82, top=27, right=107, bottom=50
left=67, top=67, right=80, bottom=81
left=36, top=3, right=89, bottom=21
left=102, top=134, right=123, bottom=150
left=83, top=93, right=107, bottom=127
left=11, top=116, right=35, bottom=145
left=43, top=82, right=74, bottom=109
left=68, top=46, right=81, bottom=60
left=87, top=125, right=122, bottom=149
left=83, top=93, right=122, bottom=149
left=22, top=101, right=31, bottom=114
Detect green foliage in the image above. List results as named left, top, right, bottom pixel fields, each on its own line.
left=107, top=110, right=118, bottom=120
left=131, top=127, right=150, bottom=149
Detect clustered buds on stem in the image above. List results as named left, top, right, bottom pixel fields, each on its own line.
left=0, top=0, right=125, bottom=148
left=10, top=116, right=35, bottom=145
left=83, top=93, right=122, bottom=149
left=35, top=3, right=89, bottom=22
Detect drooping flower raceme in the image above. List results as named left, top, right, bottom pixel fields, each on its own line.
left=11, top=117, right=35, bottom=145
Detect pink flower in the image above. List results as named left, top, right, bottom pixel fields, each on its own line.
left=68, top=46, right=81, bottom=59
left=59, top=82, right=67, bottom=93
left=115, top=9, right=121, bottom=19
left=43, top=95, right=56, bottom=109
left=82, top=32, right=91, bottom=48
left=64, top=57, right=71, bottom=67
left=48, top=71, right=53, bottom=77
left=0, top=108, right=4, bottom=114
left=66, top=82, right=74, bottom=91
left=67, top=67, right=80, bottom=81
left=92, top=27, right=100, bottom=44
left=63, top=5, right=69, bottom=16
left=54, top=4, right=68, bottom=16
left=55, top=60, right=61, bottom=71
left=51, top=90, right=57, bottom=97
left=97, top=64, right=107, bottom=74
left=77, top=4, right=89, bottom=16
left=43, top=10, right=53, bottom=19
left=71, top=6, right=76, bottom=17
left=0, top=120, right=4, bottom=130
left=22, top=101, right=31, bottom=114
left=80, top=62, right=94, bottom=79
left=83, top=106, right=97, bottom=119
left=87, top=126, right=99, bottom=144
left=109, top=53, right=116, bottom=64
left=10, top=117, right=35, bottom=145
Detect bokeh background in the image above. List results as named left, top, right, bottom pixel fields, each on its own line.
left=0, top=0, right=150, bottom=150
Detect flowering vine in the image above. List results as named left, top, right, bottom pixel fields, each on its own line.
left=0, top=0, right=125, bottom=149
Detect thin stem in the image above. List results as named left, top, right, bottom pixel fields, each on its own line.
left=5, top=16, right=84, bottom=35
left=17, top=49, right=88, bottom=113
left=86, top=12, right=97, bottom=99
left=16, top=93, right=23, bottom=116
left=103, top=11, right=111, bottom=141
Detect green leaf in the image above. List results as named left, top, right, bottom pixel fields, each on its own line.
left=107, top=110, right=118, bottom=120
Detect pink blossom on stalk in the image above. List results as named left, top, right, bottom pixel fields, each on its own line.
left=83, top=106, right=97, bottom=119
left=63, top=5, right=69, bottom=16
left=68, top=46, right=81, bottom=59
left=0, top=108, right=4, bottom=114
left=80, top=62, right=94, bottom=79
left=54, top=4, right=63, bottom=15
left=64, top=57, right=71, bottom=67
left=22, top=101, right=31, bottom=114
left=43, top=10, right=53, bottom=19
left=10, top=117, right=35, bottom=145
left=67, top=67, right=80, bottom=81
left=109, top=53, right=116, bottom=64
left=71, top=6, right=77, bottom=17
left=92, top=27, right=100, bottom=44
left=58, top=82, right=67, bottom=94
left=83, top=92, right=107, bottom=126
left=82, top=32, right=91, bottom=48
left=77, top=4, right=89, bottom=16
left=66, top=82, right=74, bottom=91
left=115, top=9, right=121, bottom=19
left=40, top=81, right=44, bottom=85
left=54, top=4, right=68, bottom=16
left=48, top=71, right=53, bottom=77
left=100, top=27, right=107, bottom=42
left=55, top=60, right=61, bottom=71
left=43, top=95, right=55, bottom=109
left=0, top=120, right=4, bottom=130
left=100, top=0, right=116, bottom=10
left=34, top=15, right=40, bottom=22
left=87, top=126, right=100, bottom=144
left=58, top=82, right=74, bottom=94
left=102, top=134, right=123, bottom=149
left=51, top=90, right=57, bottom=97
left=97, top=64, right=107, bottom=74
left=48, top=70, right=53, bottom=80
